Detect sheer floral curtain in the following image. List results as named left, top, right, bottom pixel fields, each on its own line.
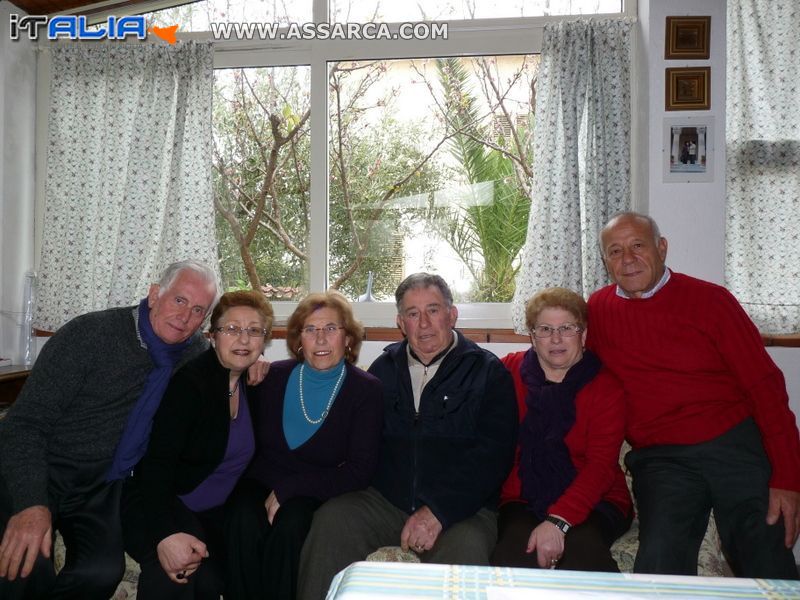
left=726, top=1, right=800, bottom=334
left=511, top=19, right=633, bottom=332
left=34, top=42, right=218, bottom=331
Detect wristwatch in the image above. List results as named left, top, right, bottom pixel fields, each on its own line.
left=545, top=515, right=571, bottom=534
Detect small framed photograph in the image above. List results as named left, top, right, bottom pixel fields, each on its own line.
left=665, top=16, right=711, bottom=60
left=663, top=116, right=714, bottom=183
left=665, top=67, right=710, bottom=111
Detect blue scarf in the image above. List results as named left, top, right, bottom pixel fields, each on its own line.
left=518, top=348, right=601, bottom=519
left=106, top=298, right=196, bottom=480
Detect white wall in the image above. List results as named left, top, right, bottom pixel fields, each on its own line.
left=642, top=0, right=727, bottom=283
left=0, top=3, right=37, bottom=365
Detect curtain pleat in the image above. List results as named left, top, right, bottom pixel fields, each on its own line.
left=725, top=1, right=800, bottom=334
left=35, top=42, right=218, bottom=331
left=511, top=19, right=633, bottom=332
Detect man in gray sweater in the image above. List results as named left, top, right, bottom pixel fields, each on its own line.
left=0, top=260, right=220, bottom=599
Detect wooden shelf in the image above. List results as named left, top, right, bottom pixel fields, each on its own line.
left=0, top=365, right=31, bottom=408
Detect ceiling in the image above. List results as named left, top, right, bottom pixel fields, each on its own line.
left=5, top=0, right=152, bottom=17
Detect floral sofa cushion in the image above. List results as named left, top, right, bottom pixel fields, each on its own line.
left=365, top=510, right=730, bottom=576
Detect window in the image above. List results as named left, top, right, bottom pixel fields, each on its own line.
left=139, top=0, right=633, bottom=325
left=330, top=0, right=623, bottom=22
left=328, top=55, right=537, bottom=302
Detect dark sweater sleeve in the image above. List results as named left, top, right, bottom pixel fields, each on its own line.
left=273, top=372, right=384, bottom=503
left=0, top=311, right=147, bottom=512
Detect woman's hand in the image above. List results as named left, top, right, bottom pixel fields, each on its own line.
left=526, top=521, right=565, bottom=569
left=265, top=491, right=281, bottom=525
left=156, top=533, right=208, bottom=583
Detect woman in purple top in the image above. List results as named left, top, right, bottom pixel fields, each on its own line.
left=121, top=290, right=273, bottom=600
left=226, top=291, right=383, bottom=600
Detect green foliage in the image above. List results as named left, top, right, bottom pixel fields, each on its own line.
left=213, top=67, right=310, bottom=292
left=212, top=63, right=442, bottom=300
left=432, top=58, right=532, bottom=302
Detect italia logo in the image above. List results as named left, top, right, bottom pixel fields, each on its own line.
left=9, top=14, right=179, bottom=43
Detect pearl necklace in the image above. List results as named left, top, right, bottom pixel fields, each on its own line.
left=299, top=362, right=345, bottom=425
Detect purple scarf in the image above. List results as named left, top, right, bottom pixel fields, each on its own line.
left=518, top=348, right=601, bottom=519
left=106, top=298, right=196, bottom=480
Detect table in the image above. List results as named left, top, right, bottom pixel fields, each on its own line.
left=326, top=562, right=800, bottom=599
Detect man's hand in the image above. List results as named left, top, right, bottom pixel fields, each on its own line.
left=265, top=491, right=281, bottom=525
left=767, top=487, right=800, bottom=548
left=246, top=356, right=270, bottom=386
left=0, top=505, right=52, bottom=581
left=400, top=506, right=442, bottom=554
left=156, top=533, right=208, bottom=584
left=526, top=521, right=565, bottom=569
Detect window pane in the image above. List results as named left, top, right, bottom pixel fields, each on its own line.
left=331, top=0, right=622, bottom=22
left=214, top=67, right=310, bottom=300
left=144, top=0, right=312, bottom=32
left=328, top=55, right=538, bottom=303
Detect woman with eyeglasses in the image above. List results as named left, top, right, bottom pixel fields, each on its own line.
left=120, top=290, right=273, bottom=599
left=491, top=287, right=632, bottom=572
left=226, top=291, right=383, bottom=600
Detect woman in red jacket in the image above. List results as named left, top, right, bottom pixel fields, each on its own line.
left=491, top=287, right=632, bottom=571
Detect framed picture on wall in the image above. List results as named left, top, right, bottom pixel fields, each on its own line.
left=663, top=116, right=714, bottom=183
left=665, top=67, right=710, bottom=110
left=665, top=16, right=711, bottom=60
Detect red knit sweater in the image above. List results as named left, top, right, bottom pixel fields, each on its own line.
left=499, top=351, right=632, bottom=526
left=587, top=271, right=800, bottom=491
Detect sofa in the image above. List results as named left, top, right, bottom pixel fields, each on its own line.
left=51, top=445, right=731, bottom=599
left=365, top=443, right=732, bottom=576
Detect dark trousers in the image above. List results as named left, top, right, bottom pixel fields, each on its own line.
left=626, top=418, right=799, bottom=579
left=0, top=458, right=126, bottom=600
left=297, top=486, right=498, bottom=600
left=225, top=479, right=321, bottom=600
left=490, top=501, right=631, bottom=572
left=121, top=479, right=225, bottom=600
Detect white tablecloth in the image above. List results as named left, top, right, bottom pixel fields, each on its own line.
left=327, top=561, right=800, bottom=600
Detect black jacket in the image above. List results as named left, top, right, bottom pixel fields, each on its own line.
left=128, top=347, right=248, bottom=545
left=368, top=331, right=518, bottom=529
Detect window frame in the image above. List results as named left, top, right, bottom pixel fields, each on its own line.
left=34, top=0, right=638, bottom=328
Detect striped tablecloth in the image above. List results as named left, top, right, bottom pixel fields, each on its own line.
left=327, top=561, right=800, bottom=599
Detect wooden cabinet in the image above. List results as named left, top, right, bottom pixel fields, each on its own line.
left=0, top=365, right=30, bottom=409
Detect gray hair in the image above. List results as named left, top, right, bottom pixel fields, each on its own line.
left=599, top=211, right=662, bottom=255
left=394, top=273, right=454, bottom=311
left=157, top=259, right=221, bottom=311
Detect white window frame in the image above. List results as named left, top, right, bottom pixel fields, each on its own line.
left=34, top=0, right=638, bottom=328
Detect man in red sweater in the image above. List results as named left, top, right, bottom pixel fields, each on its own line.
left=587, top=211, right=800, bottom=579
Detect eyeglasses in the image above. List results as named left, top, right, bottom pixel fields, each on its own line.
left=215, top=325, right=268, bottom=338
left=301, top=325, right=345, bottom=337
left=530, top=324, right=583, bottom=339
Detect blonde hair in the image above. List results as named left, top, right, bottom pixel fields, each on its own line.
left=524, top=287, right=587, bottom=331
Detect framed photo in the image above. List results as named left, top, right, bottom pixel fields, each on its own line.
left=665, top=16, right=711, bottom=60
left=663, top=116, right=714, bottom=183
left=665, top=67, right=710, bottom=111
